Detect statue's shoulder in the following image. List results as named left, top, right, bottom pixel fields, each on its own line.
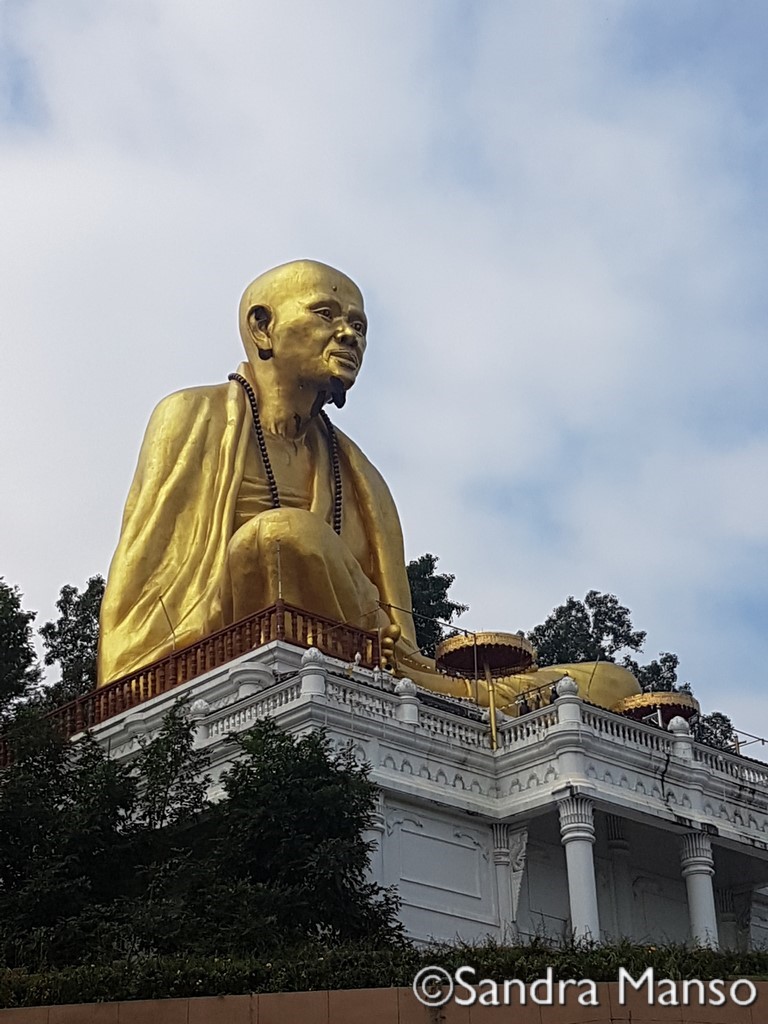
left=152, top=381, right=231, bottom=416
left=140, top=381, right=237, bottom=448
left=146, top=381, right=232, bottom=427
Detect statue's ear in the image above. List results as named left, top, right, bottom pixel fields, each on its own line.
left=247, top=304, right=273, bottom=359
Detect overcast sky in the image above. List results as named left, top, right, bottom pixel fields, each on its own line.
left=1, top=1, right=767, bottom=746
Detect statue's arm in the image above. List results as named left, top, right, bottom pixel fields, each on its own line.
left=98, top=386, right=228, bottom=683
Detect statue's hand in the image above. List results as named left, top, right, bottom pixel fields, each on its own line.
left=379, top=623, right=401, bottom=671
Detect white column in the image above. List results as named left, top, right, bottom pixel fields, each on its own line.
left=716, top=889, right=739, bottom=951
left=558, top=794, right=600, bottom=940
left=680, top=831, right=719, bottom=948
left=606, top=815, right=633, bottom=939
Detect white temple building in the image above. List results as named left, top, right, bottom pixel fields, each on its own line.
left=86, top=636, right=768, bottom=951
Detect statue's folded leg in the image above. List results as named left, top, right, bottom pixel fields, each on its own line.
left=394, top=657, right=639, bottom=715
left=223, top=508, right=388, bottom=632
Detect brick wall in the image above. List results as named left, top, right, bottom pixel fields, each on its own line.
left=0, top=983, right=765, bottom=1022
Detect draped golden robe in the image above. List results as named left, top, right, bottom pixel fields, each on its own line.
left=98, top=365, right=419, bottom=685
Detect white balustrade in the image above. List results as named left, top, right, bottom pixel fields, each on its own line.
left=207, top=680, right=302, bottom=739
left=497, top=708, right=558, bottom=749
left=581, top=707, right=673, bottom=753
left=325, top=679, right=399, bottom=719
left=417, top=709, right=489, bottom=747
left=693, top=745, right=768, bottom=787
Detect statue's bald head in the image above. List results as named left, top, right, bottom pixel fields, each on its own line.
left=238, top=260, right=368, bottom=407
left=238, top=260, right=363, bottom=340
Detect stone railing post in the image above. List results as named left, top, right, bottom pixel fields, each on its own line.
left=680, top=831, right=719, bottom=948
left=554, top=675, right=583, bottom=723
left=668, top=715, right=693, bottom=762
left=554, top=675, right=586, bottom=777
left=395, top=678, right=419, bottom=724
left=558, top=793, right=600, bottom=940
left=189, top=698, right=210, bottom=750
left=300, top=647, right=327, bottom=696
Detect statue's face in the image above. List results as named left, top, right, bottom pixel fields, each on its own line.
left=266, top=267, right=367, bottom=394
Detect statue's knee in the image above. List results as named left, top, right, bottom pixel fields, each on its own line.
left=229, top=508, right=337, bottom=559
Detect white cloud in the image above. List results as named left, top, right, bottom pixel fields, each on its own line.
left=1, top=1, right=766, bottom=738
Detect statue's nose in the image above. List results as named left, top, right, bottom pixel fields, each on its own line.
left=336, top=325, right=359, bottom=346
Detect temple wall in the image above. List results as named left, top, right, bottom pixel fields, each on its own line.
left=372, top=798, right=700, bottom=946
left=85, top=641, right=768, bottom=950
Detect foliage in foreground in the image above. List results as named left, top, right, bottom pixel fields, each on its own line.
left=0, top=708, right=402, bottom=971
left=1, top=939, right=768, bottom=1008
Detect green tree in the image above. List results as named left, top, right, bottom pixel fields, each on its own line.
left=0, top=699, right=208, bottom=969
left=529, top=590, right=737, bottom=751
left=406, top=553, right=468, bottom=658
left=133, top=700, right=211, bottom=831
left=0, top=705, right=402, bottom=968
left=696, top=711, right=737, bottom=752
left=0, top=716, right=136, bottom=968
left=0, top=579, right=41, bottom=717
left=622, top=651, right=692, bottom=695
left=528, top=590, right=646, bottom=667
left=197, top=720, right=402, bottom=952
left=39, top=575, right=104, bottom=706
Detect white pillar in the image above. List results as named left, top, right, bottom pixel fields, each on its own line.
left=716, top=889, right=739, bottom=951
left=554, top=676, right=587, bottom=777
left=606, top=815, right=633, bottom=939
left=554, top=675, right=581, bottom=721
left=558, top=794, right=600, bottom=940
left=668, top=715, right=693, bottom=762
left=680, top=831, right=719, bottom=948
left=300, top=647, right=327, bottom=696
left=395, top=678, right=419, bottom=724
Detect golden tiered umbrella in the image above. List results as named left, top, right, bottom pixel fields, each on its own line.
left=435, top=631, right=536, bottom=749
left=613, top=690, right=700, bottom=727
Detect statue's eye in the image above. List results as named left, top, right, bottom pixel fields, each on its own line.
left=352, top=320, right=366, bottom=335
left=315, top=307, right=333, bottom=321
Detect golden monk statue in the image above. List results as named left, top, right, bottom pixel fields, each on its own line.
left=98, top=260, right=639, bottom=713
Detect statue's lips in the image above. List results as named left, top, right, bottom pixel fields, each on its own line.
left=328, top=350, right=359, bottom=370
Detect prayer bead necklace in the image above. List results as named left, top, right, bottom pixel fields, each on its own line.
left=228, top=372, right=343, bottom=535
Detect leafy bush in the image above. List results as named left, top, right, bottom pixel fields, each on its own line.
left=2, top=940, right=768, bottom=1008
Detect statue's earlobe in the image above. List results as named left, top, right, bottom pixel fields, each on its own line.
left=248, top=305, right=273, bottom=359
